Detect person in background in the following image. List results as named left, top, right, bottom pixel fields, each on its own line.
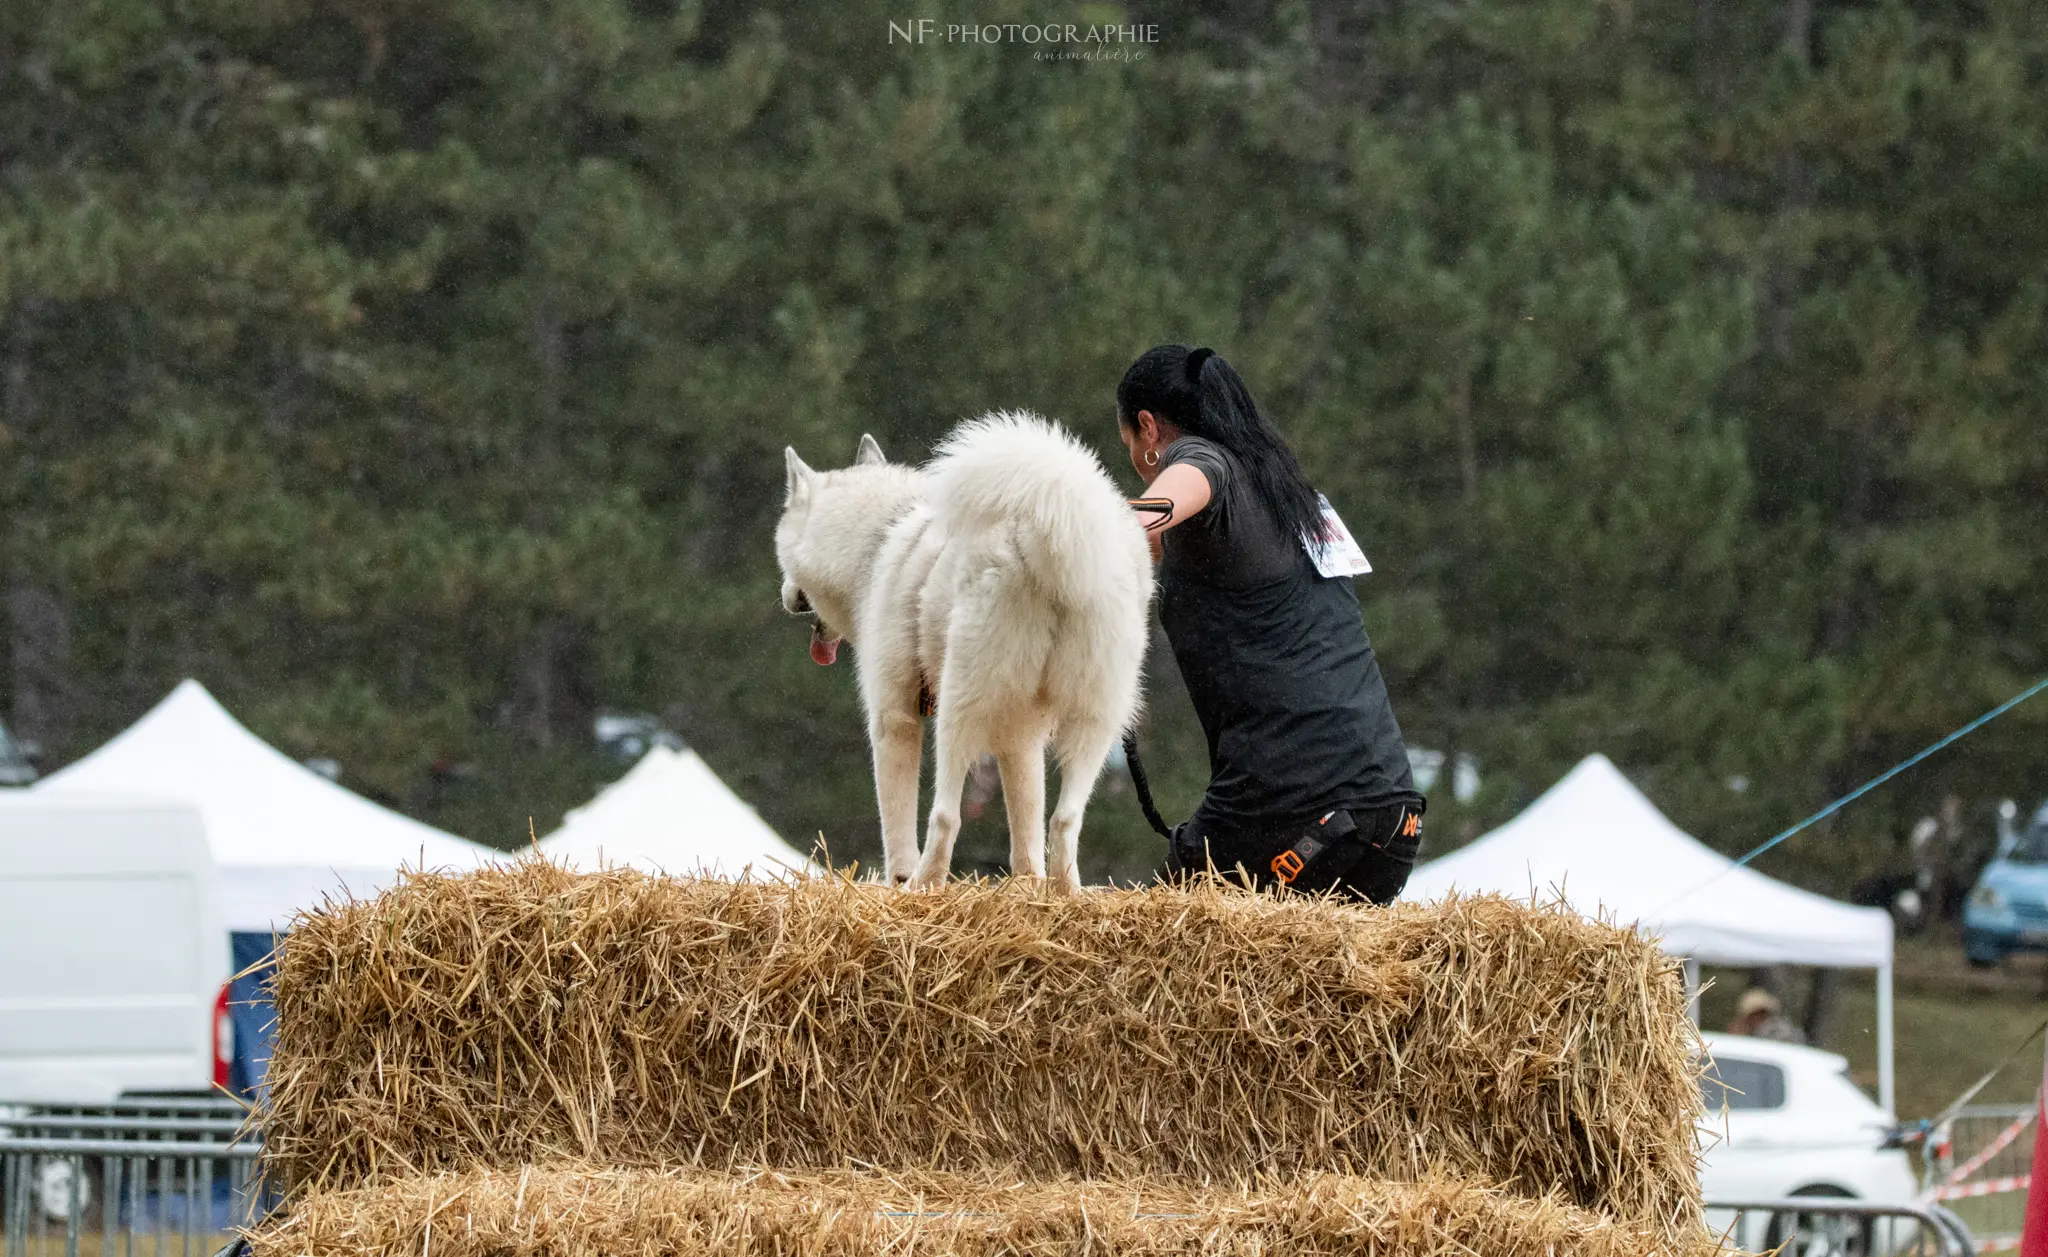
left=1727, top=988, right=1807, bottom=1043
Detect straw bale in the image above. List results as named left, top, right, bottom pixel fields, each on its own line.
left=248, top=1164, right=1728, bottom=1257
left=263, top=863, right=1702, bottom=1238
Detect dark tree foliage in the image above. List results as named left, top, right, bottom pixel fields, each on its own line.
left=3, top=0, right=2043, bottom=889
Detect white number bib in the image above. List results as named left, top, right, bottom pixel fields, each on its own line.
left=1305, top=493, right=1372, bottom=578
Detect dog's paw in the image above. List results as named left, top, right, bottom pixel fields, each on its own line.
left=904, top=867, right=948, bottom=892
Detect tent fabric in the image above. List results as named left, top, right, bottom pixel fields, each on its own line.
left=37, top=680, right=499, bottom=930
left=539, top=745, right=809, bottom=877
left=1403, top=753, right=1892, bottom=969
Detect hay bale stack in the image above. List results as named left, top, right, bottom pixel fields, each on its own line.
left=247, top=1164, right=1723, bottom=1257
left=263, top=863, right=1702, bottom=1238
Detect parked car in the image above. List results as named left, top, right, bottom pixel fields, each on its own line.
left=1699, top=1032, right=1918, bottom=1253
left=1, top=794, right=247, bottom=1226
left=1963, top=801, right=2048, bottom=967
left=0, top=794, right=232, bottom=1103
left=592, top=712, right=684, bottom=765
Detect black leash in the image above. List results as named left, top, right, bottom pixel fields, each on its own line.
left=1122, top=732, right=1175, bottom=839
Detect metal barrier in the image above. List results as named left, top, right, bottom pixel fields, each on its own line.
left=1709, top=1197, right=1978, bottom=1257
left=1928, top=1103, right=2036, bottom=1250
left=0, top=1103, right=267, bottom=1257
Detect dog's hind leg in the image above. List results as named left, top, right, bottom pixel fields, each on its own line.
left=995, top=739, right=1046, bottom=880
left=907, top=706, right=975, bottom=891
left=870, top=707, right=923, bottom=885
left=1045, top=724, right=1118, bottom=894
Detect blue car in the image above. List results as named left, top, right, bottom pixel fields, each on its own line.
left=1964, top=801, right=2048, bottom=967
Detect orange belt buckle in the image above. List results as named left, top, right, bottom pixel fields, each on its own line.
left=1270, top=849, right=1305, bottom=884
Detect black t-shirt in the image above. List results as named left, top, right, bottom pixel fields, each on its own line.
left=1157, top=435, right=1421, bottom=834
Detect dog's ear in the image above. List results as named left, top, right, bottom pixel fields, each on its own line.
left=855, top=433, right=885, bottom=466
left=784, top=447, right=814, bottom=504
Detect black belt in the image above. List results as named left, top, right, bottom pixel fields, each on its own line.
left=1167, top=801, right=1423, bottom=895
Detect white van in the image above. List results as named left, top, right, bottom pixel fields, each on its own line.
left=0, top=794, right=231, bottom=1103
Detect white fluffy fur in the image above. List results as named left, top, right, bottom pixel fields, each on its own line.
left=775, top=412, right=1154, bottom=892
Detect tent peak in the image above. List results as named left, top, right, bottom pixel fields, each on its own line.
left=541, top=743, right=806, bottom=876
left=165, top=677, right=222, bottom=705
left=1406, top=753, right=1891, bottom=970
left=37, top=679, right=495, bottom=929
left=154, top=679, right=240, bottom=727
left=1560, top=751, right=1626, bottom=783
left=1515, top=752, right=1661, bottom=824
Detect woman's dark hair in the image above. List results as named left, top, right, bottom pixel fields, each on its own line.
left=1116, top=344, right=1324, bottom=544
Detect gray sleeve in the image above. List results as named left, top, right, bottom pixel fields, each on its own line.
left=1161, top=436, right=1232, bottom=528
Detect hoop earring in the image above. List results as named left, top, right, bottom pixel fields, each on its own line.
left=1142, top=448, right=1160, bottom=468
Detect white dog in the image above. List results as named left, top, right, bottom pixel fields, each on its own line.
left=775, top=412, right=1153, bottom=892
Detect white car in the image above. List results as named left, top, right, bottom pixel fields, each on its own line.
left=1699, top=1032, right=1919, bottom=1253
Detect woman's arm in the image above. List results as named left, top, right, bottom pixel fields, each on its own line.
left=1130, top=463, right=1213, bottom=561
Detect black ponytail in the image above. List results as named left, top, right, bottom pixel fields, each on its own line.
left=1116, top=344, right=1324, bottom=546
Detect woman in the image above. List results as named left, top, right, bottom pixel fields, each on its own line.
left=1118, top=344, right=1423, bottom=904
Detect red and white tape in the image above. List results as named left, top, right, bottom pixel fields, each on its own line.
left=1976, top=1235, right=2023, bottom=1253
left=1932, top=1173, right=2030, bottom=1201
left=1948, top=1109, right=2037, bottom=1187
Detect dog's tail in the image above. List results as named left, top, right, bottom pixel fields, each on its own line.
left=925, top=411, right=1149, bottom=609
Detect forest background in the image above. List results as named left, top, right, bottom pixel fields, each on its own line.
left=3, top=0, right=2043, bottom=895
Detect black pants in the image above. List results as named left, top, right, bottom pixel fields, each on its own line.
left=1164, top=801, right=1423, bottom=905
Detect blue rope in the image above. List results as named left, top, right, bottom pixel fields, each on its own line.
left=1668, top=674, right=2048, bottom=905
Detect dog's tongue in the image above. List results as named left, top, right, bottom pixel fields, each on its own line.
left=809, top=623, right=841, bottom=666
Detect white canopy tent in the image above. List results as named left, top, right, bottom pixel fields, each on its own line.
left=1404, top=753, right=1897, bottom=1111
left=36, top=679, right=501, bottom=931
left=539, top=744, right=810, bottom=878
